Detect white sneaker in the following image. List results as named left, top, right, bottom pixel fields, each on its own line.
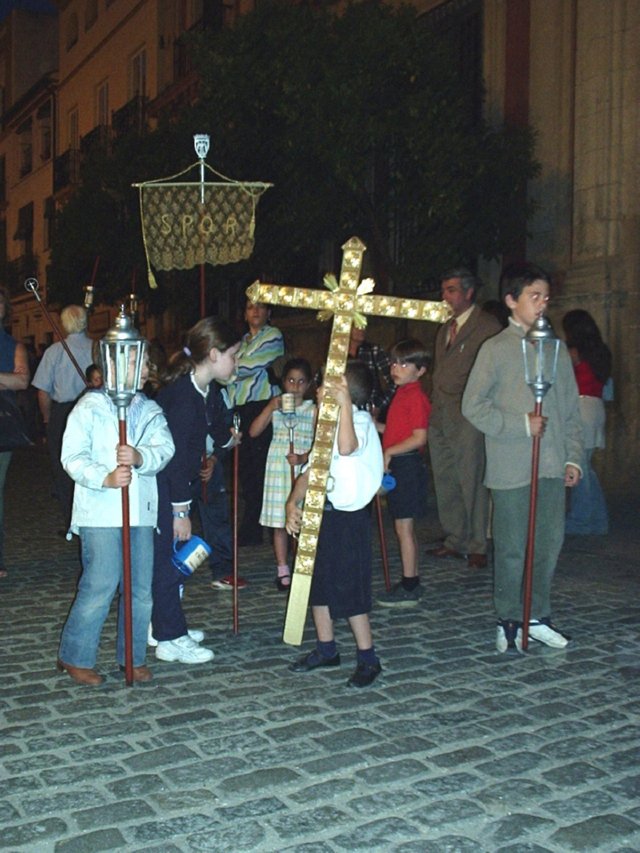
left=155, top=635, right=214, bottom=663
left=147, top=627, right=204, bottom=647
left=528, top=619, right=569, bottom=648
left=496, top=620, right=522, bottom=653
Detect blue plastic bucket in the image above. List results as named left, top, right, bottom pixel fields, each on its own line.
left=172, top=536, right=211, bottom=576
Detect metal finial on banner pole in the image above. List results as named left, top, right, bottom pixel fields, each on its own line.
left=194, top=134, right=210, bottom=205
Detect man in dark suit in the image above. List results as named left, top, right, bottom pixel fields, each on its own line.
left=428, top=269, right=502, bottom=569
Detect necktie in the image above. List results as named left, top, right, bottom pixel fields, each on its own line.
left=447, top=319, right=458, bottom=349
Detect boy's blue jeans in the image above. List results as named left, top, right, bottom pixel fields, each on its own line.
left=492, top=479, right=565, bottom=622
left=59, top=526, right=153, bottom=668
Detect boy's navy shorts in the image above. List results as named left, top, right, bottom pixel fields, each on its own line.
left=386, top=452, right=428, bottom=520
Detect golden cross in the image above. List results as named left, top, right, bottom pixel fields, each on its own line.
left=246, top=236, right=450, bottom=645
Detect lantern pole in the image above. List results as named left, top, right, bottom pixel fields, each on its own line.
left=521, top=314, right=560, bottom=650
left=232, top=412, right=241, bottom=634
left=101, top=308, right=146, bottom=685
left=24, top=278, right=90, bottom=388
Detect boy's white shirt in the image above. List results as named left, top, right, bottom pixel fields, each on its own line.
left=61, top=391, right=175, bottom=531
left=314, top=405, right=383, bottom=511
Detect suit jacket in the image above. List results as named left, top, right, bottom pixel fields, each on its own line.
left=430, top=305, right=501, bottom=429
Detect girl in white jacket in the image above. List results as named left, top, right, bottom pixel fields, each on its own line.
left=57, top=353, right=174, bottom=685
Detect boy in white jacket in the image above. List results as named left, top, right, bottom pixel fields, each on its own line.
left=57, top=354, right=174, bottom=685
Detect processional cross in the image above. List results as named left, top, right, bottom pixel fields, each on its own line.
left=246, top=236, right=451, bottom=645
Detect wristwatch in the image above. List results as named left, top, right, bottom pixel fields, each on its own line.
left=172, top=510, right=189, bottom=518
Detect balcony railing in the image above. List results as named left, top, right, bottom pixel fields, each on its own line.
left=112, top=95, right=148, bottom=137
left=5, top=253, right=38, bottom=295
left=54, top=148, right=81, bottom=193
left=80, top=124, right=112, bottom=159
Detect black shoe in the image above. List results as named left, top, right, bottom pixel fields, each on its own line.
left=288, top=650, right=341, bottom=672
left=275, top=575, right=291, bottom=592
left=347, top=660, right=382, bottom=688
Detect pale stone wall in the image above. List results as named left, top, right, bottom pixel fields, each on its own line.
left=527, top=0, right=640, bottom=492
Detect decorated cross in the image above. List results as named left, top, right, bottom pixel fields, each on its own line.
left=246, top=236, right=451, bottom=645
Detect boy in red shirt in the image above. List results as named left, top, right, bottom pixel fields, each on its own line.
left=376, top=339, right=431, bottom=607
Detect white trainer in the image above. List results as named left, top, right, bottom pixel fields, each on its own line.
left=148, top=627, right=204, bottom=647
left=155, top=635, right=214, bottom=663
left=528, top=619, right=569, bottom=648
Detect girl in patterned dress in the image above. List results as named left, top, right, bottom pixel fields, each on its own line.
left=249, top=358, right=316, bottom=590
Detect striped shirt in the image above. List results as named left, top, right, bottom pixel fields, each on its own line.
left=227, top=324, right=284, bottom=407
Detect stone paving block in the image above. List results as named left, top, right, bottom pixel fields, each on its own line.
left=413, top=771, right=484, bottom=799
left=604, top=773, right=640, bottom=799
left=165, top=757, right=248, bottom=789
left=21, top=788, right=108, bottom=819
left=475, top=778, right=554, bottom=812
left=155, top=708, right=219, bottom=729
left=281, top=843, right=336, bottom=853
left=123, top=744, right=200, bottom=772
left=311, top=726, right=383, bottom=753
left=107, top=773, right=170, bottom=799
left=355, top=757, right=430, bottom=786
left=409, top=798, right=486, bottom=829
left=289, top=778, right=354, bottom=805
left=540, top=788, right=618, bottom=820
left=41, top=761, right=125, bottom=786
left=361, top=734, right=437, bottom=760
left=0, top=802, right=21, bottom=824
left=267, top=720, right=331, bottom=744
left=185, top=819, right=266, bottom=851
left=74, top=797, right=156, bottom=830
left=429, top=745, right=493, bottom=768
left=298, top=752, right=365, bottom=775
left=150, top=788, right=219, bottom=812
left=550, top=813, right=640, bottom=850
left=495, top=843, right=553, bottom=852
left=598, top=745, right=640, bottom=773
left=25, top=732, right=86, bottom=753
left=397, top=838, right=485, bottom=853
left=348, top=789, right=422, bottom=816
left=475, top=749, right=546, bottom=778
left=129, top=813, right=216, bottom=845
left=332, top=816, right=428, bottom=850
left=0, top=775, right=44, bottom=798
left=215, top=796, right=286, bottom=822
left=543, top=759, right=610, bottom=787
left=222, top=766, right=301, bottom=795
left=54, top=827, right=127, bottom=852
left=488, top=812, right=556, bottom=844
left=266, top=804, right=351, bottom=841
left=0, top=817, right=68, bottom=850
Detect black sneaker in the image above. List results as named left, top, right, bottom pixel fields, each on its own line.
left=496, top=619, right=522, bottom=653
left=377, top=581, right=421, bottom=607
left=288, top=650, right=341, bottom=672
left=347, top=661, right=382, bottom=688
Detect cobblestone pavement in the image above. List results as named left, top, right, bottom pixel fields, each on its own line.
left=1, top=446, right=639, bottom=852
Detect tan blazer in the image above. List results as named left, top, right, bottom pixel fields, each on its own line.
left=430, top=305, right=502, bottom=429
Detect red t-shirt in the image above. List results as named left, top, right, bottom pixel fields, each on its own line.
left=383, top=381, right=431, bottom=449
left=574, top=359, right=604, bottom=398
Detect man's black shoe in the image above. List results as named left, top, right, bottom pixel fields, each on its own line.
left=288, top=650, right=341, bottom=672
left=347, top=661, right=382, bottom=688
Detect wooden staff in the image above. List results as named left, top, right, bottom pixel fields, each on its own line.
left=375, top=494, right=391, bottom=591
left=118, top=416, right=134, bottom=686
left=232, top=412, right=241, bottom=634
left=521, top=399, right=543, bottom=651
left=282, top=394, right=298, bottom=561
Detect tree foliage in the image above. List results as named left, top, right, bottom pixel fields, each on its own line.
left=49, top=0, right=539, bottom=307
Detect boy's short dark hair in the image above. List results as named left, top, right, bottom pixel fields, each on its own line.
left=389, top=339, right=430, bottom=371
left=344, top=359, right=373, bottom=409
left=500, top=262, right=551, bottom=301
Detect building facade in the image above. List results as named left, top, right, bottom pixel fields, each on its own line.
left=0, top=0, right=637, bottom=489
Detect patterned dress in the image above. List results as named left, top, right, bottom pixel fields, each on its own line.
left=260, top=399, right=316, bottom=529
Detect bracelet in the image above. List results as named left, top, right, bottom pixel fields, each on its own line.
left=172, top=510, right=189, bottom=518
